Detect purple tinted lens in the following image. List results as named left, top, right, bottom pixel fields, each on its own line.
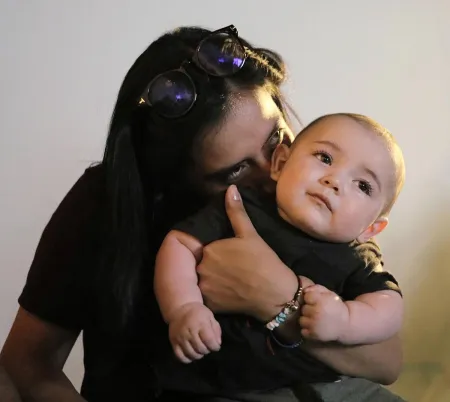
left=197, top=33, right=246, bottom=76
left=147, top=70, right=196, bottom=118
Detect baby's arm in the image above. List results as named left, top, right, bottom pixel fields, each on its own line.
left=339, top=289, right=403, bottom=344
left=155, top=230, right=204, bottom=321
left=300, top=285, right=403, bottom=345
left=154, top=230, right=221, bottom=363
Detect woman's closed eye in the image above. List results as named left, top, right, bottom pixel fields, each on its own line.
left=205, top=127, right=292, bottom=188
left=206, top=161, right=251, bottom=186
left=226, top=129, right=292, bottom=184
left=224, top=162, right=250, bottom=184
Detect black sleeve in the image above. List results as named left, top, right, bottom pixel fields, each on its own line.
left=172, top=191, right=233, bottom=244
left=341, top=239, right=402, bottom=301
left=18, top=166, right=104, bottom=330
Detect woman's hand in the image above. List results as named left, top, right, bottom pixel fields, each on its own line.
left=197, top=185, right=298, bottom=322
left=196, top=186, right=402, bottom=382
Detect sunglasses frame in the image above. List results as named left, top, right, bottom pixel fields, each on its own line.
left=139, top=25, right=247, bottom=118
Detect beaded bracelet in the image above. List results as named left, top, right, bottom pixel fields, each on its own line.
left=265, top=276, right=303, bottom=331
left=270, top=330, right=303, bottom=348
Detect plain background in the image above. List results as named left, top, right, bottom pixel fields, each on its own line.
left=0, top=1, right=449, bottom=401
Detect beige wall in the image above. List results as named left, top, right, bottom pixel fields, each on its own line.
left=1, top=1, right=449, bottom=400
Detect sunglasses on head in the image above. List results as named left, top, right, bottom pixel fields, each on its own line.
left=139, top=25, right=247, bottom=119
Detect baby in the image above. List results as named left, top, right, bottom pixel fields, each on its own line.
left=155, top=113, right=405, bottom=364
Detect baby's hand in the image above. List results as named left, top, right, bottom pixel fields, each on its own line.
left=168, top=302, right=222, bottom=364
left=299, top=285, right=349, bottom=342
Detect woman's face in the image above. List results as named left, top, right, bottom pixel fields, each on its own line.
left=196, top=87, right=295, bottom=195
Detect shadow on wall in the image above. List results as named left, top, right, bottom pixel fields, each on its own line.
left=402, top=212, right=450, bottom=364
left=389, top=204, right=450, bottom=401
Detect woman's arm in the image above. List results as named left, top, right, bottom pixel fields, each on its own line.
left=1, top=168, right=104, bottom=401
left=302, top=335, right=403, bottom=385
left=0, top=308, right=86, bottom=402
left=0, top=364, right=22, bottom=402
left=197, top=185, right=403, bottom=383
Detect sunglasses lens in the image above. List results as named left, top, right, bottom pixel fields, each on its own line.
left=197, top=33, right=246, bottom=76
left=147, top=70, right=196, bottom=118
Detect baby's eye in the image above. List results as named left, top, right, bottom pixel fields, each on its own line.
left=358, top=180, right=373, bottom=196
left=314, top=151, right=333, bottom=165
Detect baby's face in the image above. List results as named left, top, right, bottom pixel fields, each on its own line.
left=271, top=116, right=395, bottom=243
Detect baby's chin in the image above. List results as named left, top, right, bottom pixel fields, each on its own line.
left=279, top=211, right=327, bottom=240
left=313, top=227, right=359, bottom=244
left=283, top=213, right=355, bottom=244
left=306, top=220, right=359, bottom=243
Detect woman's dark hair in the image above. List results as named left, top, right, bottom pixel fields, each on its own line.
left=101, top=26, right=290, bottom=326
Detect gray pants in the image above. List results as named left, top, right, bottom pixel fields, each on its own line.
left=312, top=377, right=406, bottom=402
left=203, top=378, right=406, bottom=401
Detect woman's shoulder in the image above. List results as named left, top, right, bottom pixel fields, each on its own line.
left=84, top=162, right=104, bottom=176
left=79, top=162, right=106, bottom=192
left=61, top=163, right=107, bottom=210
left=18, top=163, right=108, bottom=330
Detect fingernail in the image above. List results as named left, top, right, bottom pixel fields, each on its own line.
left=231, top=186, right=241, bottom=201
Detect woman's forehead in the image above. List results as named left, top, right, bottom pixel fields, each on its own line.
left=201, top=88, right=284, bottom=173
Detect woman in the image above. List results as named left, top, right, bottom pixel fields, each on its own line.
left=0, top=25, right=403, bottom=401
left=0, top=365, right=22, bottom=402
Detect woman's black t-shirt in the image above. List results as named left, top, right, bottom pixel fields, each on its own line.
left=18, top=165, right=384, bottom=401
left=18, top=165, right=165, bottom=401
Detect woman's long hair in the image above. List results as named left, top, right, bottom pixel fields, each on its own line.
left=100, top=26, right=290, bottom=328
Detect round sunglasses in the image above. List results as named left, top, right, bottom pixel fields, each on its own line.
left=139, top=25, right=247, bottom=118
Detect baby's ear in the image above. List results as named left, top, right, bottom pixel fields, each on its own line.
left=357, top=217, right=389, bottom=243
left=270, top=144, right=291, bottom=182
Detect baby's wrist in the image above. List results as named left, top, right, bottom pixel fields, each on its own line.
left=166, top=301, right=204, bottom=323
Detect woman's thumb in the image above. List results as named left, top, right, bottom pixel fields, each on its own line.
left=225, top=185, right=257, bottom=238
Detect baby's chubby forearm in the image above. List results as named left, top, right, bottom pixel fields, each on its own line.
left=339, top=290, right=403, bottom=345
